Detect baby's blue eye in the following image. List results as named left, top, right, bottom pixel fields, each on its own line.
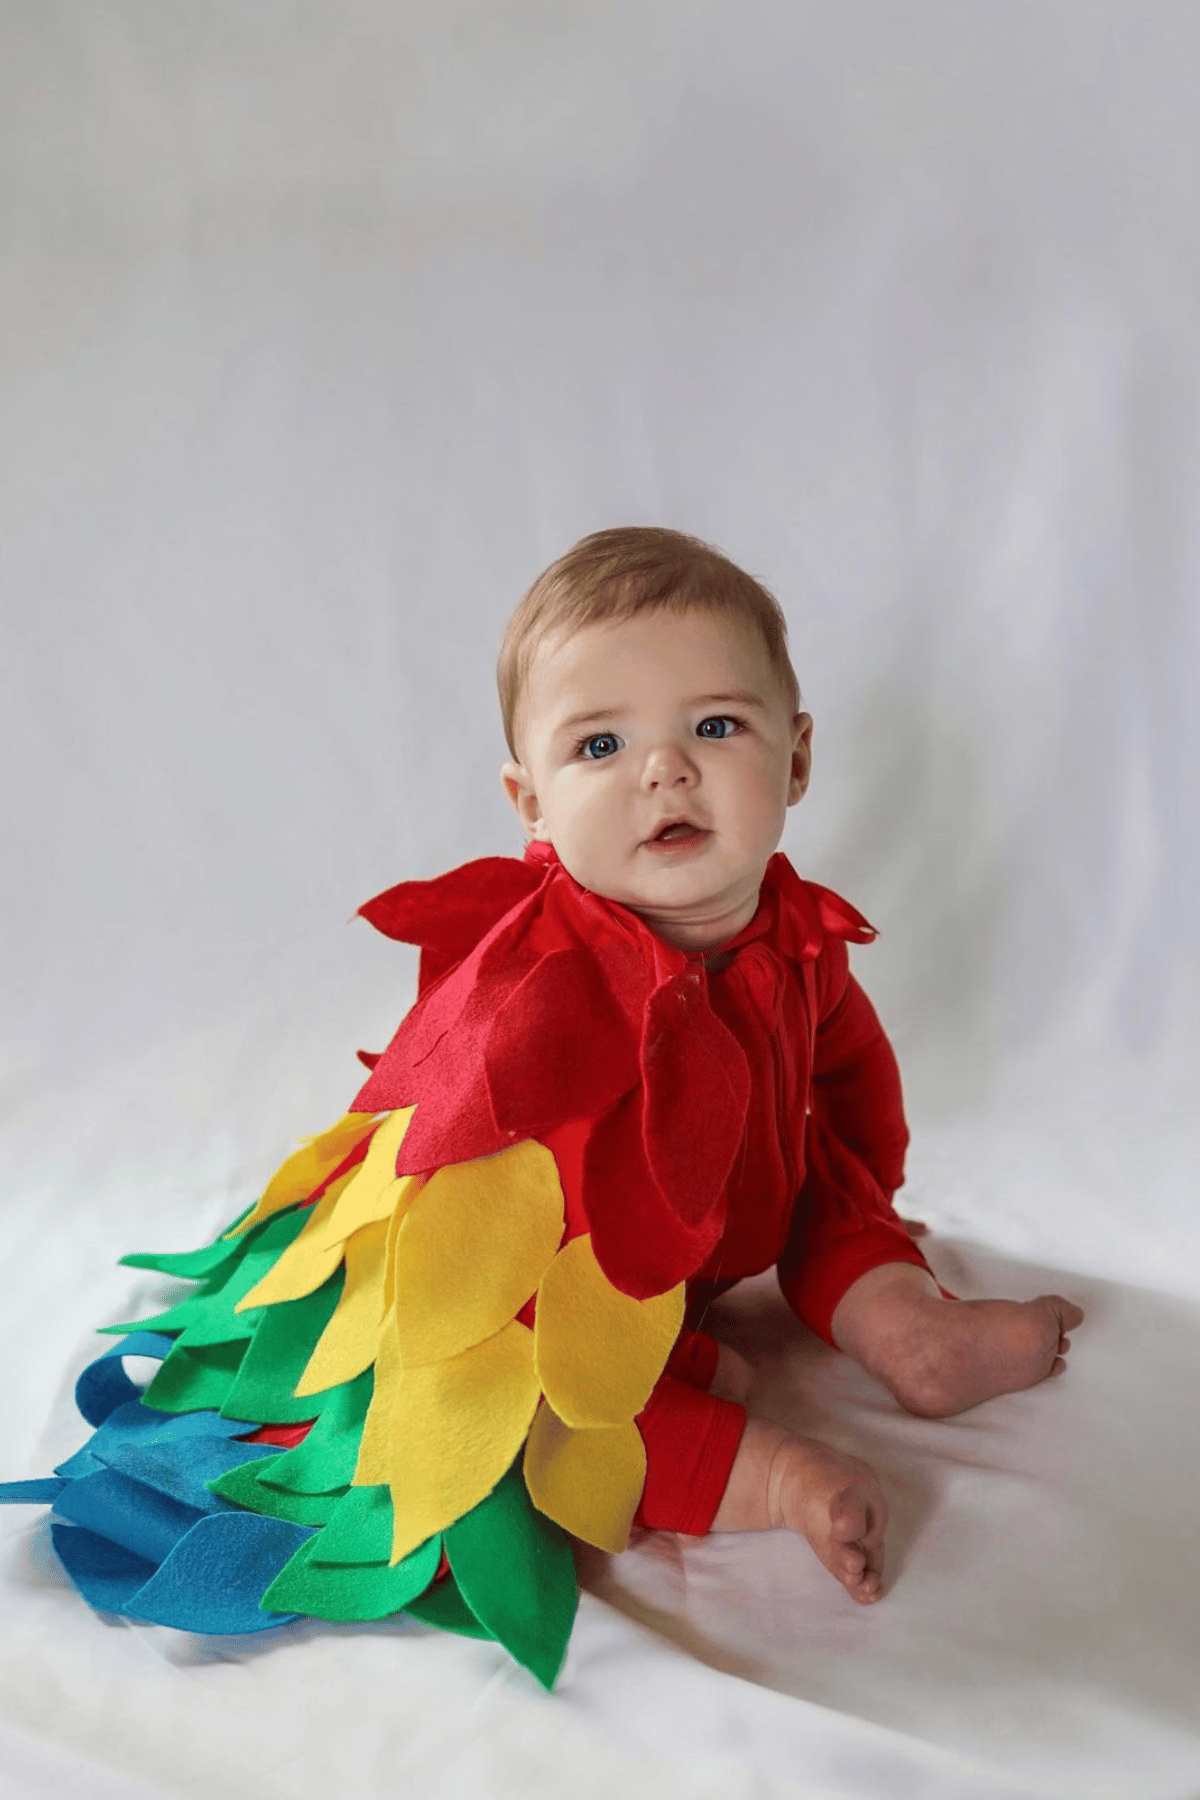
left=696, top=716, right=738, bottom=739
left=580, top=732, right=622, bottom=760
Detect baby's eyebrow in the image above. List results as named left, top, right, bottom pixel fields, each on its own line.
left=553, top=706, right=626, bottom=738
left=691, top=691, right=769, bottom=711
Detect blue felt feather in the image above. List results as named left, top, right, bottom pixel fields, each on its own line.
left=0, top=1478, right=66, bottom=1504
left=52, top=1467, right=207, bottom=1565
left=51, top=1522, right=159, bottom=1616
left=53, top=1398, right=255, bottom=1481
left=128, top=1512, right=313, bottom=1633
left=95, top=1437, right=281, bottom=1513
left=74, top=1332, right=178, bottom=1426
left=5, top=1321, right=334, bottom=1637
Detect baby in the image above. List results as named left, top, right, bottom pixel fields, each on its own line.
left=0, top=525, right=1084, bottom=1673
left=495, top=525, right=1084, bottom=1604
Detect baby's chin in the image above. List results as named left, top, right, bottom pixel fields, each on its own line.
left=566, top=854, right=718, bottom=909
left=614, top=875, right=765, bottom=948
left=551, top=837, right=766, bottom=928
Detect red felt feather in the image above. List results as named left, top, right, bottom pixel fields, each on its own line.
left=483, top=946, right=640, bottom=1136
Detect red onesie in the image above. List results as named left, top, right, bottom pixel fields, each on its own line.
left=354, top=838, right=931, bottom=1541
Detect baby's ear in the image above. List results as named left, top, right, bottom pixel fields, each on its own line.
left=500, top=760, right=543, bottom=837
left=787, top=712, right=814, bottom=805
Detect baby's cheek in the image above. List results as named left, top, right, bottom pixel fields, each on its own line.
left=739, top=790, right=789, bottom=860
left=574, top=808, right=625, bottom=877
left=577, top=805, right=636, bottom=892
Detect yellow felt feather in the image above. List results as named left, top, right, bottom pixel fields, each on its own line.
left=293, top=1219, right=390, bottom=1397
left=354, top=1316, right=541, bottom=1564
left=309, top=1107, right=420, bottom=1249
left=227, top=1111, right=383, bottom=1237
left=534, top=1233, right=685, bottom=1428
left=352, top=1310, right=404, bottom=1491
left=522, top=1403, right=645, bottom=1553
left=381, top=1180, right=410, bottom=1320
left=393, top=1141, right=565, bottom=1366
left=234, top=1173, right=354, bottom=1313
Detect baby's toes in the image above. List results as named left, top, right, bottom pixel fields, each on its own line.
left=819, top=1532, right=878, bottom=1601
left=840, top=1544, right=883, bottom=1603
left=835, top=1541, right=866, bottom=1580
left=1050, top=1296, right=1085, bottom=1332
left=827, top=1486, right=871, bottom=1546
left=1029, top=1297, right=1074, bottom=1363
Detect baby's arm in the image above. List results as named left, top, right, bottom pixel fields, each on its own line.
left=784, top=952, right=1085, bottom=1414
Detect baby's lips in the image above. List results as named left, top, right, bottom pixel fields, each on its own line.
left=645, top=817, right=709, bottom=843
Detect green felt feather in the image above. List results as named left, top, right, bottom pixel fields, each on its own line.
left=104, top=1211, right=311, bottom=1347
left=117, top=1203, right=257, bottom=1280
left=207, top=1456, right=348, bottom=1528
left=254, top=1370, right=373, bottom=1497
left=445, top=1464, right=577, bottom=1689
left=404, top=1570, right=495, bottom=1641
left=172, top=1212, right=316, bottom=1349
left=262, top=1529, right=442, bottom=1622
left=311, top=1483, right=394, bottom=1566
left=218, top=1271, right=345, bottom=1426
left=142, top=1336, right=249, bottom=1414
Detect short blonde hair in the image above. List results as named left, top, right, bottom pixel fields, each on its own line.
left=497, top=526, right=801, bottom=758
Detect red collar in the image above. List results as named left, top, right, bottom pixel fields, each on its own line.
left=519, top=837, right=870, bottom=968
left=359, top=838, right=875, bottom=984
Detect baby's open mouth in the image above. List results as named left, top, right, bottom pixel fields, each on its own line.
left=646, top=820, right=710, bottom=847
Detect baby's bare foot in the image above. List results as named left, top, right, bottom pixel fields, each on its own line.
left=769, top=1433, right=887, bottom=1602
left=831, top=1263, right=1086, bottom=1418
left=711, top=1418, right=887, bottom=1603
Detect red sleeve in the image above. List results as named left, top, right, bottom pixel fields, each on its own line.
left=627, top=1322, right=744, bottom=1535
left=809, top=946, right=909, bottom=1196
left=778, top=940, right=930, bottom=1345
left=634, top=1375, right=746, bottom=1536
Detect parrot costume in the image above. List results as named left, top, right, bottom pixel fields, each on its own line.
left=1, top=840, right=928, bottom=1689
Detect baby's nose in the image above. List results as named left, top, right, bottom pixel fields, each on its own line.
left=641, top=743, right=699, bottom=787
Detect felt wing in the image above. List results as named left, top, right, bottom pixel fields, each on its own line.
left=3, top=1100, right=687, bottom=1690
left=358, top=855, right=545, bottom=995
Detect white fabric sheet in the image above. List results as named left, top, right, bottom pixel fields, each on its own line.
left=2, top=5, right=1198, bottom=1796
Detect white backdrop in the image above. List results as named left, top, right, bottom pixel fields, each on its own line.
left=2, top=6, right=1199, bottom=1798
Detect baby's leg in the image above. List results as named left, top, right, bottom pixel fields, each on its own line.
left=709, top=1340, right=754, bottom=1404
left=711, top=1417, right=887, bottom=1603
left=830, top=1263, right=1085, bottom=1418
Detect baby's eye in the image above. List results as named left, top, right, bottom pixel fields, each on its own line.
left=578, top=731, right=623, bottom=760
left=695, top=715, right=741, bottom=740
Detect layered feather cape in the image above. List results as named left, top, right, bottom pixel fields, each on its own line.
left=1, top=842, right=874, bottom=1688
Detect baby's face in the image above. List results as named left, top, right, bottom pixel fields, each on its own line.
left=502, top=608, right=811, bottom=950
